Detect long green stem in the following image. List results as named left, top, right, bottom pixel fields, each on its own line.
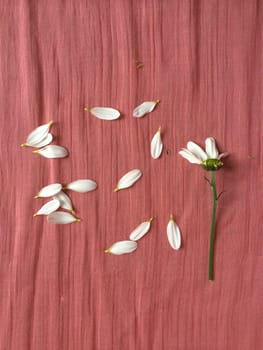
left=208, top=171, right=218, bottom=281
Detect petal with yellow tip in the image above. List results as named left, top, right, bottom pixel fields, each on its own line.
left=53, top=191, right=74, bottom=212
left=133, top=100, right=160, bottom=118
left=114, top=169, right=142, bottom=192
left=129, top=218, right=153, bottom=241
left=86, top=107, right=120, bottom=120
left=105, top=240, right=137, bottom=255
left=22, top=121, right=53, bottom=147
left=151, top=127, right=163, bottom=159
left=34, top=145, right=68, bottom=158
left=35, top=183, right=62, bottom=198
left=167, top=215, right=181, bottom=250
left=34, top=199, right=60, bottom=216
left=47, top=211, right=80, bottom=224
left=64, top=179, right=97, bottom=193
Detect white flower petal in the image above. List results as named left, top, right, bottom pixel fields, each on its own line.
left=178, top=149, right=203, bottom=164
left=205, top=137, right=219, bottom=159
left=129, top=218, right=153, bottom=241
left=86, top=107, right=120, bottom=120
left=167, top=215, right=181, bottom=250
left=34, top=199, right=60, bottom=216
left=21, top=121, right=53, bottom=147
left=35, top=183, right=62, bottom=198
left=33, top=133, right=53, bottom=148
left=105, top=240, right=137, bottom=255
left=114, top=169, right=142, bottom=192
left=218, top=152, right=229, bottom=159
left=53, top=191, right=74, bottom=213
left=47, top=211, right=80, bottom=224
left=33, top=145, right=68, bottom=158
left=65, top=179, right=97, bottom=193
left=133, top=100, right=160, bottom=118
left=187, top=141, right=208, bottom=161
left=151, top=127, right=163, bottom=159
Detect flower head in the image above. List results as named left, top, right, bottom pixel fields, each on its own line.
left=179, top=137, right=227, bottom=171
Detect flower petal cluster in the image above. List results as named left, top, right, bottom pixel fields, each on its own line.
left=21, top=121, right=68, bottom=159
left=105, top=217, right=153, bottom=255
left=21, top=121, right=53, bottom=147
left=34, top=179, right=98, bottom=224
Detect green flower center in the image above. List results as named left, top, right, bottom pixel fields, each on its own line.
left=201, top=159, right=223, bottom=171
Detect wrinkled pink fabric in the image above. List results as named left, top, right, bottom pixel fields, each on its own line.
left=0, top=1, right=262, bottom=349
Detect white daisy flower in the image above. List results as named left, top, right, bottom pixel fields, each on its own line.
left=179, top=137, right=227, bottom=170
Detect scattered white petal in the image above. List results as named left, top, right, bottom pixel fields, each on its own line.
left=167, top=215, right=181, bottom=250
left=129, top=218, right=153, bottom=241
left=133, top=100, right=160, bottom=118
left=151, top=127, right=163, bottom=159
left=187, top=141, right=208, bottom=161
left=105, top=240, right=137, bottom=255
left=47, top=211, right=80, bottom=224
left=205, top=137, right=219, bottom=159
left=21, top=121, right=53, bottom=147
left=35, top=183, right=62, bottom=198
left=33, top=133, right=53, bottom=148
left=178, top=149, right=203, bottom=164
left=85, top=107, right=120, bottom=120
left=114, top=169, right=142, bottom=192
left=65, top=179, right=97, bottom=193
left=34, top=199, right=60, bottom=216
left=33, top=145, right=68, bottom=158
left=53, top=191, right=74, bottom=213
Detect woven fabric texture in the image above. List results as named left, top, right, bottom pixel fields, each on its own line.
left=0, top=1, right=262, bottom=349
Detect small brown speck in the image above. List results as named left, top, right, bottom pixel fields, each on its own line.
left=134, top=59, right=143, bottom=69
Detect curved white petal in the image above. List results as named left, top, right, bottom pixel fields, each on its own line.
left=205, top=137, right=219, bottom=159
left=53, top=191, right=74, bottom=213
left=35, top=183, right=62, bottom=198
left=133, top=100, right=160, bottom=118
left=114, top=169, right=142, bottom=192
left=34, top=199, right=60, bottom=216
left=33, top=133, right=53, bottom=148
left=187, top=141, right=208, bottom=161
left=47, top=211, right=80, bottom=224
left=65, top=179, right=97, bottom=193
left=178, top=149, right=202, bottom=164
left=218, top=152, right=229, bottom=159
left=21, top=121, right=53, bottom=147
left=105, top=240, right=137, bottom=255
left=86, top=107, right=120, bottom=120
left=129, top=218, right=153, bottom=241
left=33, top=145, right=68, bottom=158
left=167, top=215, right=181, bottom=250
left=151, top=128, right=163, bottom=159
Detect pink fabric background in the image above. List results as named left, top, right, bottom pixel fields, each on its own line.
left=1, top=1, right=262, bottom=349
